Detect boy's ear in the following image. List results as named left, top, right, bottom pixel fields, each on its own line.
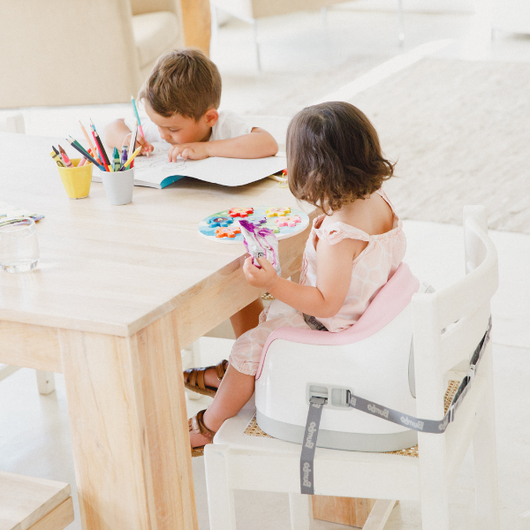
left=203, top=108, right=219, bottom=127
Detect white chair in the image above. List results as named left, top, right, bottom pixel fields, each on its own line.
left=210, top=0, right=405, bottom=71
left=204, top=205, right=500, bottom=530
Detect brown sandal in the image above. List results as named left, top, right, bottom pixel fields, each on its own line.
left=189, top=409, right=216, bottom=457
left=183, top=359, right=228, bottom=398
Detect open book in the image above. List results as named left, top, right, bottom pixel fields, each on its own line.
left=92, top=143, right=287, bottom=189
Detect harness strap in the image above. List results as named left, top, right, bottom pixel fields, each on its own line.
left=300, top=396, right=326, bottom=495
left=299, top=317, right=491, bottom=494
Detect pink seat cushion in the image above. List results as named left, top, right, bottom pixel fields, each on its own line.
left=255, top=262, right=420, bottom=380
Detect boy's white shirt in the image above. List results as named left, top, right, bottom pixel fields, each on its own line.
left=124, top=107, right=254, bottom=145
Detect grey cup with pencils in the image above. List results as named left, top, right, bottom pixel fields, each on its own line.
left=101, top=168, right=135, bottom=205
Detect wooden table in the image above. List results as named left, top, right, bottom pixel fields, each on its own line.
left=0, top=132, right=312, bottom=530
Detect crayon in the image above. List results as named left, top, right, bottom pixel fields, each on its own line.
left=78, top=157, right=87, bottom=167
left=50, top=150, right=65, bottom=167
left=121, top=144, right=128, bottom=166
left=121, top=146, right=141, bottom=170
left=66, top=136, right=105, bottom=170
left=112, top=147, right=121, bottom=171
left=58, top=145, right=74, bottom=168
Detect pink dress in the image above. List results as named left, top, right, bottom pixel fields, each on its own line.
left=229, top=190, right=407, bottom=376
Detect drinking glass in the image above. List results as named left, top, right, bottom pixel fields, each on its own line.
left=0, top=217, right=40, bottom=273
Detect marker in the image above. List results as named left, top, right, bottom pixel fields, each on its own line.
left=121, top=146, right=141, bottom=170
left=66, top=136, right=105, bottom=170
left=50, top=150, right=65, bottom=167
left=112, top=147, right=121, bottom=171
left=131, top=95, right=148, bottom=157
left=58, top=145, right=74, bottom=168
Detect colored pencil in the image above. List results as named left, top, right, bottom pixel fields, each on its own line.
left=129, top=120, right=138, bottom=156
left=58, top=145, right=74, bottom=168
left=131, top=95, right=148, bottom=157
left=50, top=150, right=65, bottom=167
left=66, top=136, right=105, bottom=170
left=121, top=146, right=141, bottom=170
left=79, top=120, right=97, bottom=156
left=91, top=130, right=111, bottom=171
left=90, top=119, right=112, bottom=170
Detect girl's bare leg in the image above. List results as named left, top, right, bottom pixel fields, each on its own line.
left=200, top=298, right=263, bottom=389
left=190, top=365, right=254, bottom=447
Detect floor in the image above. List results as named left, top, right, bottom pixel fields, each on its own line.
left=1, top=1, right=530, bottom=529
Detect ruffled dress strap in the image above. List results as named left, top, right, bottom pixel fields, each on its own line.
left=314, top=222, right=369, bottom=245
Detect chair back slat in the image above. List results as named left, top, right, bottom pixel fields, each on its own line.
left=440, top=305, right=491, bottom=374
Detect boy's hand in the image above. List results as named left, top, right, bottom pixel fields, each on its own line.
left=124, top=133, right=153, bottom=156
left=243, top=256, right=279, bottom=291
left=168, top=142, right=209, bottom=162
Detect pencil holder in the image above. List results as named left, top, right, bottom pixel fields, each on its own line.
left=100, top=168, right=134, bottom=206
left=58, top=158, right=93, bottom=199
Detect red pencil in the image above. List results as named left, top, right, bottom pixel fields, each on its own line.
left=91, top=131, right=110, bottom=171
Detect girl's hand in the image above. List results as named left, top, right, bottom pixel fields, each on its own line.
left=243, top=256, right=279, bottom=291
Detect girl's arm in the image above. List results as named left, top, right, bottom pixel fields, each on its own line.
left=244, top=237, right=367, bottom=319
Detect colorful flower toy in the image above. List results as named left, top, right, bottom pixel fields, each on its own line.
left=275, top=215, right=302, bottom=228
left=208, top=216, right=233, bottom=228
left=246, top=215, right=267, bottom=227
left=265, top=207, right=291, bottom=218
left=229, top=207, right=254, bottom=218
left=215, top=226, right=241, bottom=238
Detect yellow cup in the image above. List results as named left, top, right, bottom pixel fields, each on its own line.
left=58, top=158, right=93, bottom=199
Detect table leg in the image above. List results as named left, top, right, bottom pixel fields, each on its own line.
left=58, top=312, right=197, bottom=530
left=179, top=0, right=211, bottom=56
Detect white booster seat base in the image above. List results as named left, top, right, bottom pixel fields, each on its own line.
left=255, top=263, right=423, bottom=453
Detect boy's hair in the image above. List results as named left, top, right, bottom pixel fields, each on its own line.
left=286, top=101, right=395, bottom=213
left=139, top=48, right=222, bottom=121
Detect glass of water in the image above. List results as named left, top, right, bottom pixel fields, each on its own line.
left=0, top=217, right=40, bottom=273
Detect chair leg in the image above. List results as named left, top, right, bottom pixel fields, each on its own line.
left=288, top=493, right=312, bottom=530
left=362, top=499, right=396, bottom=530
left=36, top=370, right=55, bottom=395
left=419, top=438, right=450, bottom=529
left=472, top=355, right=500, bottom=529
left=204, top=445, right=237, bottom=530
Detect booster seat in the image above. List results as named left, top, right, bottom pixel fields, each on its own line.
left=254, top=262, right=427, bottom=453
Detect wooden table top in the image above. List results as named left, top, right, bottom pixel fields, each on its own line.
left=0, top=132, right=310, bottom=339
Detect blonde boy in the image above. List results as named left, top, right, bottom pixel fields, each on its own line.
left=104, top=48, right=278, bottom=161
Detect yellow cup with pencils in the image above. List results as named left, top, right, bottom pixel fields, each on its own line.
left=57, top=158, right=93, bottom=199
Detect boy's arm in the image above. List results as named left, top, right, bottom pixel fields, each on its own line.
left=103, top=119, right=153, bottom=155
left=168, top=127, right=278, bottom=161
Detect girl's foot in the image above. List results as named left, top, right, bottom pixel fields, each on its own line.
left=189, top=409, right=216, bottom=457
left=183, top=359, right=228, bottom=398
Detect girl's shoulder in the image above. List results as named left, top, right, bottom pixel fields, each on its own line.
left=312, top=190, right=402, bottom=245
